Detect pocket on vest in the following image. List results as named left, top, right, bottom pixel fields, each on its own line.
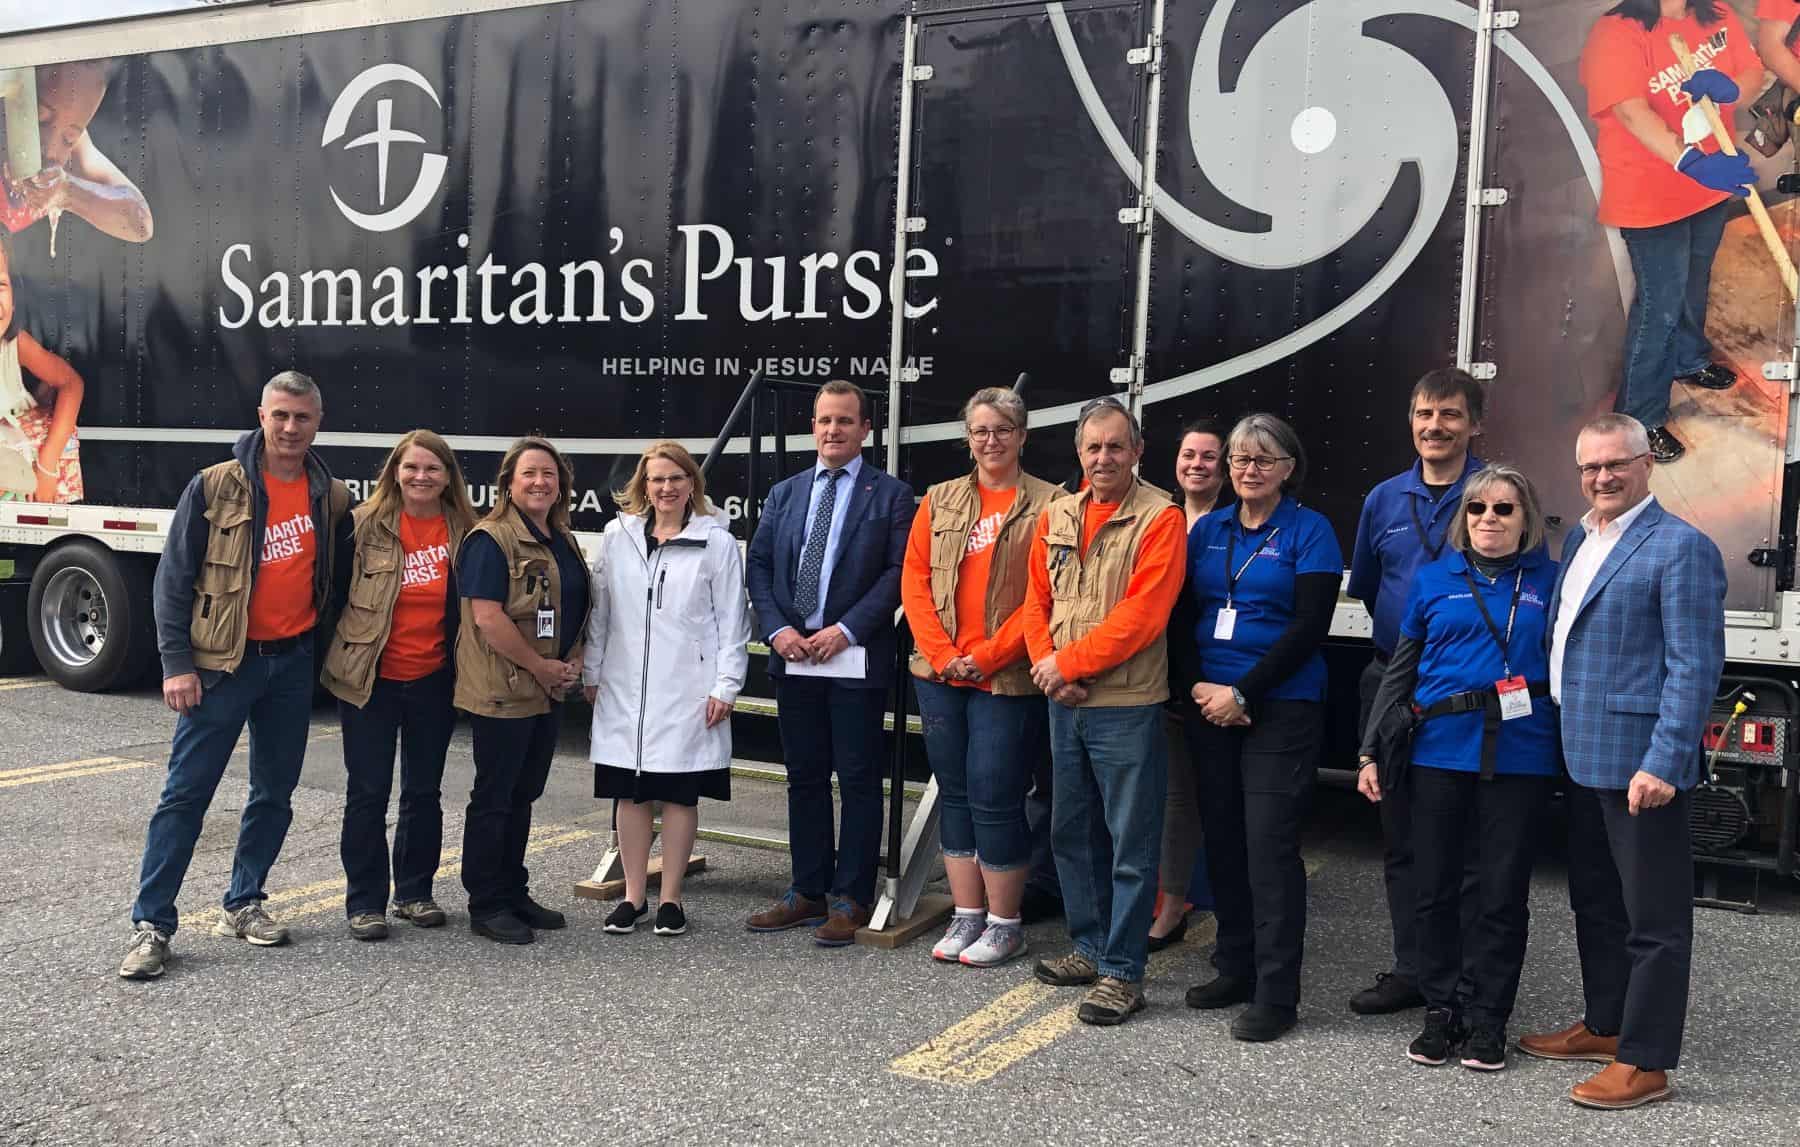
left=190, top=562, right=245, bottom=656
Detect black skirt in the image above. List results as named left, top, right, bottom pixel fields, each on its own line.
left=593, top=763, right=731, bottom=807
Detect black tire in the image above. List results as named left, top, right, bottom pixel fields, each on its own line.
left=0, top=583, right=38, bottom=676
left=26, top=540, right=156, bottom=692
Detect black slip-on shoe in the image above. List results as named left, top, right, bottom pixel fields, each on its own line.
left=1646, top=425, right=1686, bottom=463
left=1146, top=914, right=1188, bottom=953
left=471, top=912, right=534, bottom=945
left=604, top=900, right=649, bottom=934
left=1230, top=1003, right=1298, bottom=1042
left=653, top=902, right=688, bottom=936
left=1185, top=973, right=1254, bottom=1010
left=515, top=896, right=566, bottom=931
left=1348, top=971, right=1426, bottom=1015
left=1675, top=362, right=1737, bottom=390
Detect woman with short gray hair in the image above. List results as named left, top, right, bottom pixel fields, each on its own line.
left=1357, top=463, right=1559, bottom=1071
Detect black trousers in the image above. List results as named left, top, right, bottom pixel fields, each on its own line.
left=1566, top=784, right=1694, bottom=1070
left=339, top=669, right=456, bottom=915
left=1359, top=655, right=1481, bottom=984
left=1187, top=700, right=1321, bottom=1007
left=1409, top=767, right=1551, bottom=1027
left=462, top=709, right=561, bottom=921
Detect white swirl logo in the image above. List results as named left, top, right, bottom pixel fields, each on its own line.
left=322, top=63, right=448, bottom=234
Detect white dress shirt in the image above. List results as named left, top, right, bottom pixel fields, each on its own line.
left=1550, top=494, right=1656, bottom=703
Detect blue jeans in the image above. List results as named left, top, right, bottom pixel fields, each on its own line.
left=1617, top=201, right=1728, bottom=429
left=1047, top=701, right=1166, bottom=982
left=914, top=679, right=1041, bottom=871
left=131, top=642, right=316, bottom=934
left=775, top=676, right=886, bottom=906
left=338, top=668, right=455, bottom=916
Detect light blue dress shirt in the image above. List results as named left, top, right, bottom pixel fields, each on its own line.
left=774, top=454, right=862, bottom=644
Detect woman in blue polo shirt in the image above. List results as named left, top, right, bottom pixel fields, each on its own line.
left=1358, top=463, right=1558, bottom=1073
left=1179, top=413, right=1342, bottom=1044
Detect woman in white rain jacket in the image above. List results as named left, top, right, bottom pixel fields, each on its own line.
left=582, top=440, right=751, bottom=937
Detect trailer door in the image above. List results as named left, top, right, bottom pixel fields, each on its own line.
left=890, top=0, right=1152, bottom=485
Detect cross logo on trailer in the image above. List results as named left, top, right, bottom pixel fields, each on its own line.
left=322, top=63, right=447, bottom=233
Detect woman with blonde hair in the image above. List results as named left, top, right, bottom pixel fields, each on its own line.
left=323, top=429, right=476, bottom=940
left=454, top=436, right=592, bottom=944
left=583, top=440, right=749, bottom=936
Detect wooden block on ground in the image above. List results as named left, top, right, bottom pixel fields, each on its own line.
left=573, top=855, right=706, bottom=901
left=854, top=892, right=955, bottom=950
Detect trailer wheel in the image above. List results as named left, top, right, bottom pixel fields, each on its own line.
left=27, top=540, right=154, bottom=692
left=0, top=583, right=37, bottom=676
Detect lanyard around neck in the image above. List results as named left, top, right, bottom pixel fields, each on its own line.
left=1459, top=565, right=1524, bottom=678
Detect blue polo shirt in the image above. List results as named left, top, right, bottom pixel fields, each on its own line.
left=1347, top=455, right=1483, bottom=656
left=1188, top=497, right=1343, bottom=703
left=1402, top=547, right=1559, bottom=776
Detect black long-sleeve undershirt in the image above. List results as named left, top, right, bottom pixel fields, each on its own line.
left=1359, top=633, right=1424, bottom=758
left=1234, top=572, right=1340, bottom=703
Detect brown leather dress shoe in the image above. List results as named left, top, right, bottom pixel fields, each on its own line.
left=1570, top=1062, right=1672, bottom=1110
left=1517, top=1019, right=1619, bottom=1063
left=746, top=891, right=829, bottom=933
left=813, top=899, right=871, bottom=947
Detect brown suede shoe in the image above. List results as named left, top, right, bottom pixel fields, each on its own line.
left=1570, top=1062, right=1672, bottom=1110
left=746, top=891, right=829, bottom=933
left=813, top=899, right=870, bottom=947
left=1517, top=1019, right=1620, bottom=1063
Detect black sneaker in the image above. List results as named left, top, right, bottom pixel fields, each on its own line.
left=1645, top=425, right=1685, bottom=463
left=1230, top=1003, right=1297, bottom=1042
left=604, top=900, right=649, bottom=934
left=653, top=902, right=688, bottom=936
left=471, top=912, right=534, bottom=945
left=1407, top=1007, right=1467, bottom=1066
left=1348, top=971, right=1426, bottom=1015
left=1461, top=1024, right=1508, bottom=1072
left=516, top=896, right=567, bottom=931
left=1185, top=973, right=1254, bottom=1010
left=1675, top=362, right=1737, bottom=390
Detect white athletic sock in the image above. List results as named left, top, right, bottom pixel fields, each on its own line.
left=986, top=913, right=1021, bottom=927
left=953, top=906, right=984, bottom=919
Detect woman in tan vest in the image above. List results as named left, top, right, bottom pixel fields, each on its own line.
left=900, top=386, right=1060, bottom=968
left=453, top=437, right=592, bottom=945
left=322, top=429, right=475, bottom=941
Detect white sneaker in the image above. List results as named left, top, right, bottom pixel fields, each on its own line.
left=960, top=922, right=1028, bottom=968
left=931, top=913, right=987, bottom=962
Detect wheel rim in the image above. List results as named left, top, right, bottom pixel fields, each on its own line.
left=37, top=567, right=108, bottom=669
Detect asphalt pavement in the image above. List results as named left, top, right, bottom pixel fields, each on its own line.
left=2, top=674, right=1797, bottom=1146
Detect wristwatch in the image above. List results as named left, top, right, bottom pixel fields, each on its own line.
left=1230, top=686, right=1247, bottom=709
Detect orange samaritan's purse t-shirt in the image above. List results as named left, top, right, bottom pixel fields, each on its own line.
left=246, top=472, right=318, bottom=641
left=379, top=511, right=453, bottom=682
left=1580, top=8, right=1758, bottom=229
left=1757, top=1, right=1798, bottom=24
left=900, top=484, right=1023, bottom=691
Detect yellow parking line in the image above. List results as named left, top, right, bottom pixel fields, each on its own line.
left=0, top=759, right=154, bottom=788
left=0, top=677, right=50, bottom=691
left=0, top=725, right=337, bottom=787
left=892, top=858, right=1323, bottom=1086
left=0, top=755, right=138, bottom=781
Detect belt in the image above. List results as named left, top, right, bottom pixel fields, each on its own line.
left=1415, top=680, right=1550, bottom=780
left=247, top=630, right=313, bottom=657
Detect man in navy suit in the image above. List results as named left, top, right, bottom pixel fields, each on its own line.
left=745, top=379, right=914, bottom=946
left=1519, top=414, right=1726, bottom=1110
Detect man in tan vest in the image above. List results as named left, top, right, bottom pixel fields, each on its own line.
left=1021, top=396, right=1186, bottom=1025
left=120, top=372, right=352, bottom=980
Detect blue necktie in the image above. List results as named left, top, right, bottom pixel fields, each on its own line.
left=794, top=468, right=843, bottom=620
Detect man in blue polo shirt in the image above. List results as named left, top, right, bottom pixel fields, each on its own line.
left=1344, top=366, right=1485, bottom=1015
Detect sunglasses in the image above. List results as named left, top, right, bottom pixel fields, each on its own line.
left=1465, top=500, right=1516, bottom=518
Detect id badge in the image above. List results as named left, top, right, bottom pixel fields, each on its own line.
left=1213, top=607, right=1238, bottom=642
left=1496, top=675, right=1531, bottom=721
left=536, top=607, right=555, bottom=640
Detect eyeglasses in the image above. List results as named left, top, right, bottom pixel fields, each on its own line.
left=1078, top=396, right=1128, bottom=417
left=968, top=426, right=1018, bottom=442
left=1227, top=454, right=1292, bottom=473
left=1465, top=500, right=1515, bottom=518
left=1577, top=453, right=1648, bottom=478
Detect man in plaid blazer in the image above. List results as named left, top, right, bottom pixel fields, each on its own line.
left=1519, top=414, right=1726, bottom=1111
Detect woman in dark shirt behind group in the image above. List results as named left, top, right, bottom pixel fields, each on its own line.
left=1358, top=464, right=1559, bottom=1073
left=1180, top=413, right=1342, bottom=1043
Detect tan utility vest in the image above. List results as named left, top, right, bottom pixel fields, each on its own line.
left=188, top=460, right=350, bottom=674
left=1043, top=477, right=1174, bottom=707
left=320, top=506, right=467, bottom=709
left=453, top=509, right=591, bottom=719
left=908, top=469, right=1061, bottom=696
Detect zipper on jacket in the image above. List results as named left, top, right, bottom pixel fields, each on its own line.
left=633, top=548, right=664, bottom=776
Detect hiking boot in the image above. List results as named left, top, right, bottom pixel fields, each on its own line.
left=118, top=924, right=170, bottom=980
left=1077, top=977, right=1145, bottom=1026
left=1408, top=1007, right=1467, bottom=1066
left=471, top=912, right=533, bottom=945
left=1348, top=971, right=1425, bottom=1015
left=214, top=903, right=289, bottom=947
left=959, top=922, right=1027, bottom=968
left=1185, top=973, right=1254, bottom=1010
left=392, top=899, right=447, bottom=928
left=515, top=896, right=565, bottom=931
left=347, top=913, right=389, bottom=942
left=1033, top=950, right=1099, bottom=987
left=653, top=902, right=688, bottom=936
left=813, top=898, right=870, bottom=947
left=931, top=913, right=987, bottom=962
left=747, top=890, right=829, bottom=932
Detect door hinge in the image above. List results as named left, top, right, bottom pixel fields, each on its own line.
left=910, top=64, right=934, bottom=82
left=1468, top=362, right=1498, bottom=381
left=1126, top=37, right=1161, bottom=73
left=898, top=365, right=922, bottom=383
left=904, top=216, right=927, bottom=234
left=1763, top=359, right=1797, bottom=393
left=1109, top=357, right=1144, bottom=395
left=1478, top=187, right=1509, bottom=207
left=1482, top=10, right=1520, bottom=30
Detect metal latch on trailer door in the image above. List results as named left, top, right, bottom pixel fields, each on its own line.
left=1482, top=10, right=1520, bottom=30
left=910, top=64, right=933, bottom=83
left=1127, top=36, right=1161, bottom=73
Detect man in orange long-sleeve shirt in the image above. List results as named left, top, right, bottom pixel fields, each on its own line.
left=1022, top=396, right=1185, bottom=1026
